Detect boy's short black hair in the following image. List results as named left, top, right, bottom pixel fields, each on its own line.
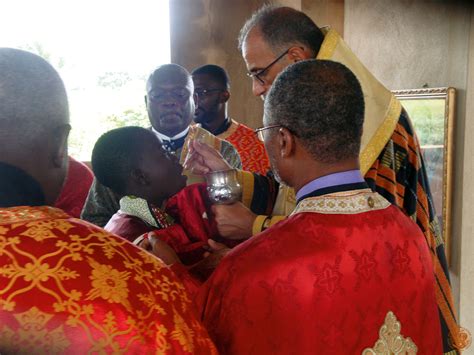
left=91, top=126, right=156, bottom=195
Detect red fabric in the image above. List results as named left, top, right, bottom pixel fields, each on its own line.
left=196, top=205, right=442, bottom=354
left=220, top=122, right=270, bottom=175
left=105, top=212, right=153, bottom=242
left=54, top=156, right=94, bottom=218
left=0, top=206, right=216, bottom=353
left=105, top=184, right=238, bottom=265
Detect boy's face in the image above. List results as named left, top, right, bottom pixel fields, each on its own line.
left=138, top=137, right=187, bottom=204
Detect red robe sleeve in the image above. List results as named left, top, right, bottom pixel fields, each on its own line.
left=54, top=156, right=94, bottom=218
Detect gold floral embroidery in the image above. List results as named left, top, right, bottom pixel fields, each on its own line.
left=362, top=311, right=417, bottom=354
left=20, top=220, right=74, bottom=242
left=155, top=323, right=171, bottom=355
left=171, top=310, right=195, bottom=353
left=86, top=257, right=131, bottom=308
left=0, top=206, right=213, bottom=352
left=292, top=190, right=390, bottom=216
left=0, top=307, right=70, bottom=353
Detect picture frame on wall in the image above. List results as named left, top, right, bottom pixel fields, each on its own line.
left=392, top=87, right=455, bottom=261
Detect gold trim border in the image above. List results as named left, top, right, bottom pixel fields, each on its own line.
left=360, top=97, right=402, bottom=175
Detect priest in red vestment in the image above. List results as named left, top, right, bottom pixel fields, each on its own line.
left=215, top=6, right=460, bottom=352
left=0, top=48, right=216, bottom=353
left=175, top=59, right=443, bottom=353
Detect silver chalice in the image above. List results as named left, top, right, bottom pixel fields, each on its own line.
left=205, top=169, right=242, bottom=204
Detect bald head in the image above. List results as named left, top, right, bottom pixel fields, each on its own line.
left=145, top=64, right=195, bottom=137
left=0, top=48, right=70, bottom=205
left=146, top=63, right=191, bottom=91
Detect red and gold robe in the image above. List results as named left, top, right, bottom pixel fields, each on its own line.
left=195, top=189, right=442, bottom=354
left=217, top=119, right=270, bottom=175
left=241, top=27, right=460, bottom=353
left=0, top=206, right=216, bottom=354
left=105, top=183, right=240, bottom=266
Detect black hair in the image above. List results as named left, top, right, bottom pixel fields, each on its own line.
left=91, top=126, right=157, bottom=195
left=265, top=60, right=365, bottom=164
left=191, top=64, right=230, bottom=89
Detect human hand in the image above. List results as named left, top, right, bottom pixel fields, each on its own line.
left=189, top=239, right=231, bottom=279
left=138, top=232, right=181, bottom=265
left=212, top=202, right=256, bottom=240
left=183, top=140, right=231, bottom=174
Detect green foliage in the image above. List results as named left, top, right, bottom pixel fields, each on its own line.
left=20, top=42, right=65, bottom=69
left=401, top=99, right=445, bottom=146
left=97, top=72, right=133, bottom=89
left=100, top=108, right=149, bottom=130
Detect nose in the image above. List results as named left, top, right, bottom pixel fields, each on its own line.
left=252, top=79, right=267, bottom=97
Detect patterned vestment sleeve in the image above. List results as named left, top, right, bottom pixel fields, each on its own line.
left=80, top=178, right=121, bottom=227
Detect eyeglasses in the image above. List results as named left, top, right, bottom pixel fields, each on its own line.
left=254, top=124, right=284, bottom=142
left=194, top=88, right=223, bottom=97
left=247, top=48, right=290, bottom=85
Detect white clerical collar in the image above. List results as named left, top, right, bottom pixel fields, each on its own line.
left=152, top=126, right=189, bottom=142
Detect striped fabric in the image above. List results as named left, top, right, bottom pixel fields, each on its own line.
left=364, top=109, right=459, bottom=354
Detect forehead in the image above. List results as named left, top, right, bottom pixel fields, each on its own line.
left=242, top=29, right=277, bottom=71
left=148, top=70, right=192, bottom=92
left=192, top=73, right=220, bottom=87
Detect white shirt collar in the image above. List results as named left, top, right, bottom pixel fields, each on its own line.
left=152, top=126, right=189, bottom=142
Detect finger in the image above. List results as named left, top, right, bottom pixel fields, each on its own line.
left=208, top=239, right=227, bottom=251
left=183, top=153, right=210, bottom=174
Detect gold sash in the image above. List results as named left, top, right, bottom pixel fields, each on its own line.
left=317, top=28, right=401, bottom=174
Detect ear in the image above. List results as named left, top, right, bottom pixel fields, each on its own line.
left=287, top=46, right=313, bottom=63
left=277, top=127, right=296, bottom=158
left=52, top=124, right=71, bottom=168
left=220, top=90, right=230, bottom=103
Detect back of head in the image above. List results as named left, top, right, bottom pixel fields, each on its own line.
left=92, top=126, right=155, bottom=196
left=0, top=48, right=70, bottom=205
left=238, top=5, right=324, bottom=56
left=0, top=48, right=69, bottom=155
left=191, top=64, right=230, bottom=89
left=264, top=59, right=365, bottom=164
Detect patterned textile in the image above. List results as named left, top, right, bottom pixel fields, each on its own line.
left=0, top=206, right=216, bottom=353
left=217, top=119, right=270, bottom=175
left=195, top=189, right=442, bottom=354
left=106, top=184, right=238, bottom=266
left=240, top=27, right=460, bottom=353
left=365, top=109, right=460, bottom=354
left=81, top=126, right=242, bottom=227
left=242, top=109, right=460, bottom=353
